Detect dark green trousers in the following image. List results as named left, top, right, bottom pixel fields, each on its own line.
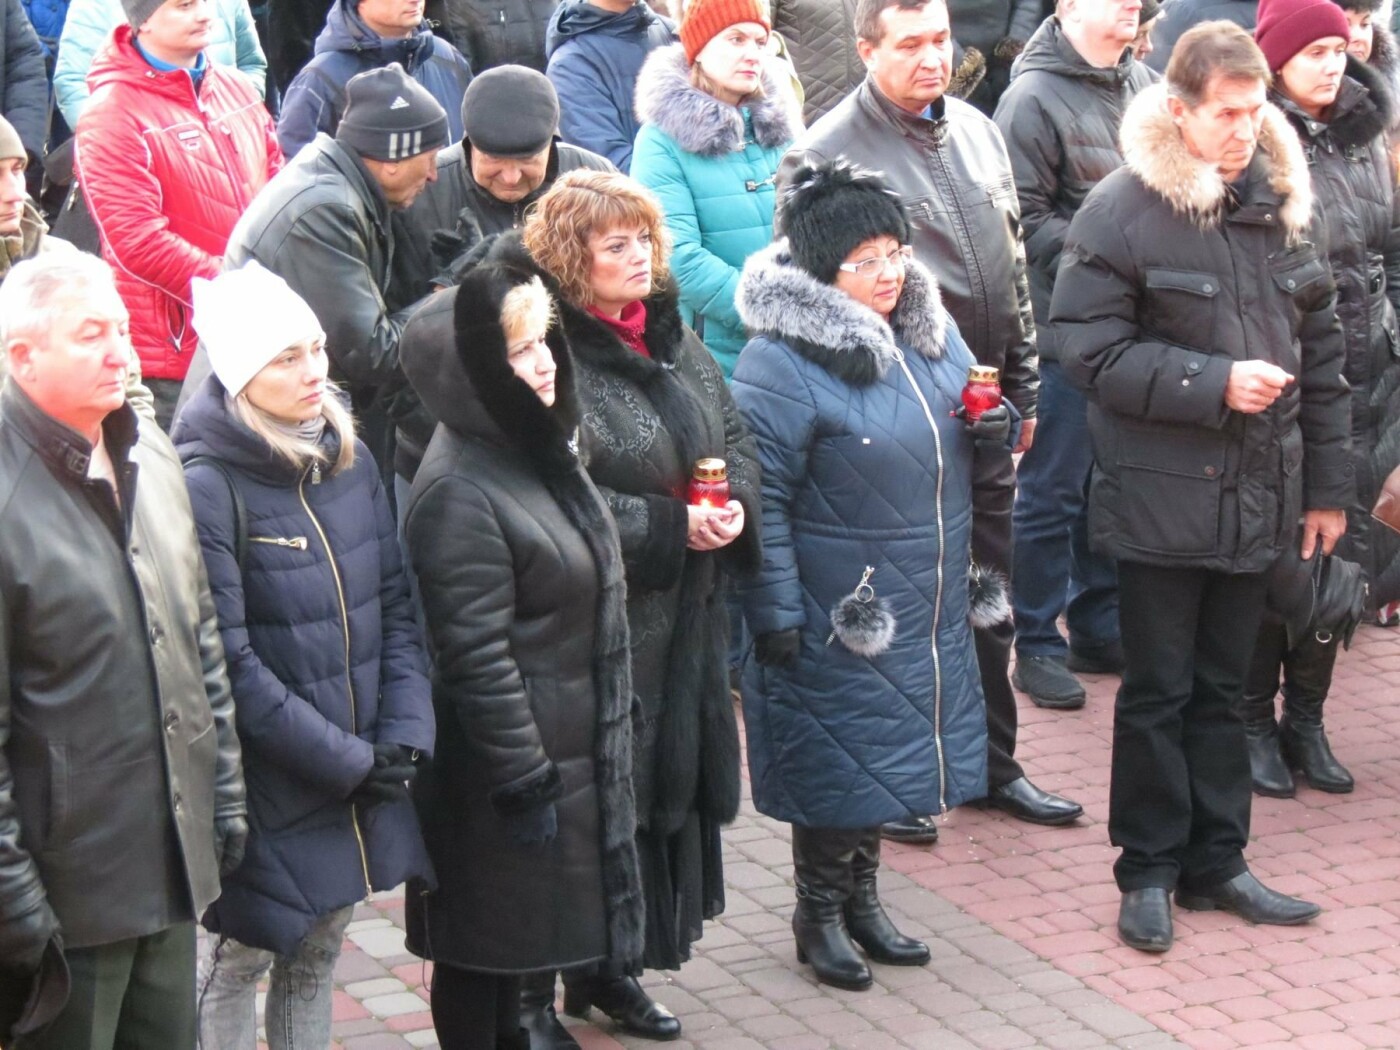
left=17, top=923, right=196, bottom=1050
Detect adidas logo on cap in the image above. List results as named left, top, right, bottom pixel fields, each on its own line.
left=389, top=95, right=410, bottom=110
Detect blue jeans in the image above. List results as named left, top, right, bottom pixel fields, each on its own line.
left=1011, top=361, right=1119, bottom=658
left=196, top=906, right=353, bottom=1050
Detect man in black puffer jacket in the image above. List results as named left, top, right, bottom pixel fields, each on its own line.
left=994, top=2, right=1155, bottom=711
left=427, top=0, right=559, bottom=70
left=1051, top=23, right=1350, bottom=953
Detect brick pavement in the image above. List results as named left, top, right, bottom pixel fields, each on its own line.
left=254, top=622, right=1400, bottom=1048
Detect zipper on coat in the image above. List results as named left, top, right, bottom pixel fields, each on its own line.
left=249, top=535, right=309, bottom=550
left=893, top=348, right=949, bottom=815
left=298, top=466, right=372, bottom=894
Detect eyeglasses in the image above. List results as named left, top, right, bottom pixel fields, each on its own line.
left=838, top=245, right=913, bottom=278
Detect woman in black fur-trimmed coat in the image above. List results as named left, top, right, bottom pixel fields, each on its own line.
left=485, top=168, right=760, bottom=1038
left=400, top=264, right=644, bottom=1047
left=1240, top=40, right=1400, bottom=799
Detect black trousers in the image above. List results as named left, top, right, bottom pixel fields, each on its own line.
left=1109, top=561, right=1268, bottom=891
left=430, top=965, right=521, bottom=1050
left=973, top=450, right=1024, bottom=788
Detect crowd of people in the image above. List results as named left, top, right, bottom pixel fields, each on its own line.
left=0, top=0, right=1397, bottom=1047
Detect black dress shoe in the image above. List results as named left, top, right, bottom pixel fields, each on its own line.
left=986, top=777, right=1083, bottom=826
left=879, top=814, right=939, bottom=845
left=562, top=976, right=681, bottom=1041
left=1012, top=656, right=1086, bottom=709
left=1118, top=888, right=1173, bottom=952
left=1176, top=871, right=1321, bottom=925
left=1065, top=640, right=1126, bottom=675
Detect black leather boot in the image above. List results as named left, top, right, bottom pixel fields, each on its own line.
left=1280, top=635, right=1352, bottom=793
left=561, top=975, right=680, bottom=1041
left=519, top=971, right=579, bottom=1050
left=844, top=829, right=929, bottom=965
left=791, top=825, right=872, bottom=990
left=1237, top=630, right=1294, bottom=798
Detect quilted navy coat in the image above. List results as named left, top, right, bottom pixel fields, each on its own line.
left=732, top=245, right=991, bottom=828
left=172, top=379, right=435, bottom=956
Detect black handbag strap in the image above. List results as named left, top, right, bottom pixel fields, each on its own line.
left=184, top=457, right=247, bottom=569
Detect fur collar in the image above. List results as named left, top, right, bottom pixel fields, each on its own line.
left=634, top=43, right=801, bottom=157
left=736, top=242, right=947, bottom=387
left=1275, top=57, right=1395, bottom=151
left=1120, top=81, right=1313, bottom=240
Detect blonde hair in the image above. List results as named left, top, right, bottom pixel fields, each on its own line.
left=690, top=60, right=765, bottom=104
left=232, top=381, right=357, bottom=476
left=500, top=276, right=555, bottom=344
left=522, top=170, right=671, bottom=307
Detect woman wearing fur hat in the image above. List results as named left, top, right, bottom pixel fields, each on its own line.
left=173, top=263, right=436, bottom=1050
left=1238, top=0, right=1400, bottom=800
left=399, top=266, right=643, bottom=1049
left=630, top=0, right=802, bottom=378
left=471, top=169, right=760, bottom=1040
left=730, top=161, right=1005, bottom=991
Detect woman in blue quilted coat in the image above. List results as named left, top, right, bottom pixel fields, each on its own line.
left=732, top=162, right=1006, bottom=992
left=172, top=263, right=435, bottom=1050
left=630, top=0, right=800, bottom=377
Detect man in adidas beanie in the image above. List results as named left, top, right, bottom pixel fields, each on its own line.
left=177, top=63, right=447, bottom=474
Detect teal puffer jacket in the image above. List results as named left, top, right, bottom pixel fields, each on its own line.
left=631, top=43, right=800, bottom=377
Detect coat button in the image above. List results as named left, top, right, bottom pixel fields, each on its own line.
left=1287, top=279, right=1297, bottom=290
left=164, top=711, right=179, bottom=733
left=1182, top=378, right=1190, bottom=386
left=1202, top=283, right=1213, bottom=293
left=173, top=793, right=183, bottom=812
left=150, top=624, right=163, bottom=645
left=1205, top=465, right=1218, bottom=477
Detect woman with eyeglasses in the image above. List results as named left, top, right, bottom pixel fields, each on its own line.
left=629, top=0, right=800, bottom=377
left=731, top=162, right=1009, bottom=992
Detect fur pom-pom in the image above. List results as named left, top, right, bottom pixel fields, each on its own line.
left=830, top=568, right=897, bottom=658
left=968, top=563, right=1011, bottom=629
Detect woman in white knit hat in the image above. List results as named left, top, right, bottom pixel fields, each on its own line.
left=171, top=262, right=436, bottom=1050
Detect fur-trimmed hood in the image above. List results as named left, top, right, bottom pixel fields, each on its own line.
left=1120, top=81, right=1313, bottom=239
left=635, top=42, right=801, bottom=157
left=1274, top=56, right=1396, bottom=150
left=736, top=241, right=948, bottom=387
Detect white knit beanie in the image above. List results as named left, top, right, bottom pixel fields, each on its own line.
left=192, top=263, right=325, bottom=397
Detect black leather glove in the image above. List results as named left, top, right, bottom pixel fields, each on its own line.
left=349, top=744, right=418, bottom=808
left=955, top=403, right=1012, bottom=451
left=214, top=815, right=249, bottom=877
left=0, top=900, right=58, bottom=977
left=430, top=228, right=468, bottom=271
left=754, top=629, right=801, bottom=670
left=505, top=802, right=558, bottom=847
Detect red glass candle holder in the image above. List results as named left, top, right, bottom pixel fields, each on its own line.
left=688, top=458, right=730, bottom=508
left=962, top=365, right=1003, bottom=421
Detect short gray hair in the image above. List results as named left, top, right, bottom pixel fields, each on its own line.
left=0, top=253, right=120, bottom=348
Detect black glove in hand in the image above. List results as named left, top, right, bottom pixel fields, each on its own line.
left=214, top=815, right=248, bottom=877
left=505, top=802, right=558, bottom=847
left=349, top=744, right=418, bottom=808
left=754, top=629, right=801, bottom=670
left=0, top=900, right=58, bottom=977
left=429, top=228, right=468, bottom=271
left=956, top=403, right=1012, bottom=451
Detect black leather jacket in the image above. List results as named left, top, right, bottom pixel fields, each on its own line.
left=782, top=78, right=1039, bottom=419
left=0, top=388, right=244, bottom=949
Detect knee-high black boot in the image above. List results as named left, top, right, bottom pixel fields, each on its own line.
left=1279, top=634, right=1353, bottom=793
left=519, top=971, right=578, bottom=1050
left=791, top=825, right=872, bottom=990
left=1239, top=622, right=1295, bottom=798
left=844, top=828, right=930, bottom=965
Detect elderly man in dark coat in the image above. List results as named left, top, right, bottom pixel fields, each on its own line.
left=1051, top=22, right=1351, bottom=953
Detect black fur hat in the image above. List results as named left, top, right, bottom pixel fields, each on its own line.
left=778, top=160, right=913, bottom=285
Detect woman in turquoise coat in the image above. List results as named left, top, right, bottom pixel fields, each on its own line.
left=631, top=0, right=801, bottom=377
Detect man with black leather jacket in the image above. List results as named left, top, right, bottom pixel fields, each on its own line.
left=780, top=0, right=1083, bottom=841
left=0, top=253, right=245, bottom=1048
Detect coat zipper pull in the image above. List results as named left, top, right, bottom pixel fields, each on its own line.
left=311, top=461, right=322, bottom=485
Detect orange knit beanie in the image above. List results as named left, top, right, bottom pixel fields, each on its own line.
left=679, top=0, right=771, bottom=63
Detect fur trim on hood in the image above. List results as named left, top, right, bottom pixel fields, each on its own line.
left=736, top=241, right=948, bottom=387
left=1120, top=81, right=1313, bottom=241
left=635, top=42, right=802, bottom=157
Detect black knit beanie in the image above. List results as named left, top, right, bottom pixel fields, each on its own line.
left=779, top=161, right=913, bottom=285
left=335, top=64, right=449, bottom=162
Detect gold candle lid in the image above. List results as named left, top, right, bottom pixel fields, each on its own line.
left=694, top=458, right=728, bottom=481
left=968, top=365, right=1001, bottom=383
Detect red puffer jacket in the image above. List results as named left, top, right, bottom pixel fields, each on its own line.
left=76, top=26, right=282, bottom=381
